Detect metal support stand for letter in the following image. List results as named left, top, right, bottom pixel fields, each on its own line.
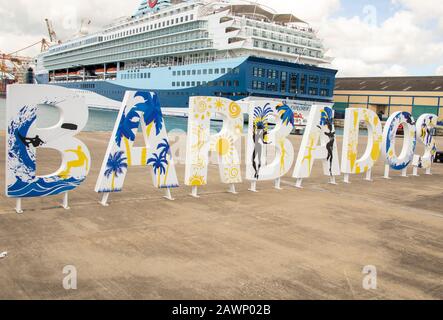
left=100, top=192, right=110, bottom=207
left=15, top=198, right=23, bottom=214
left=249, top=181, right=258, bottom=193
left=163, top=188, right=175, bottom=201
left=228, top=184, right=238, bottom=194
left=62, top=192, right=70, bottom=210
left=295, top=178, right=303, bottom=189
left=274, top=178, right=282, bottom=190
left=191, top=186, right=200, bottom=198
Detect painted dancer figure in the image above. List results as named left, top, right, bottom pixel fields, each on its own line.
left=324, top=130, right=336, bottom=176
left=252, top=104, right=273, bottom=179
left=318, top=108, right=335, bottom=176
left=252, top=124, right=269, bottom=179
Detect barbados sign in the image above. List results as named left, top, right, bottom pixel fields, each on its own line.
left=4, top=85, right=439, bottom=213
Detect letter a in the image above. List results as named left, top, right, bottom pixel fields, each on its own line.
left=95, top=91, right=179, bottom=203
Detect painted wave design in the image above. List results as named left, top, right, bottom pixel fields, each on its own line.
left=8, top=105, right=37, bottom=180
left=7, top=104, right=86, bottom=198
left=8, top=177, right=85, bottom=198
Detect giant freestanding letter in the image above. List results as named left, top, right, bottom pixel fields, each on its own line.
left=293, top=105, right=340, bottom=187
left=185, top=97, right=243, bottom=197
left=412, top=113, right=437, bottom=176
left=341, top=108, right=383, bottom=183
left=246, top=101, right=295, bottom=191
left=382, top=111, right=417, bottom=178
left=95, top=91, right=179, bottom=205
left=5, top=84, right=90, bottom=213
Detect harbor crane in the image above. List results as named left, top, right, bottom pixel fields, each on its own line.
left=45, top=18, right=61, bottom=44
left=78, top=19, right=92, bottom=36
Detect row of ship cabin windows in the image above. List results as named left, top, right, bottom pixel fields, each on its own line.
left=103, top=14, right=195, bottom=41
left=253, top=67, right=331, bottom=85
left=173, top=67, right=240, bottom=76
left=245, top=20, right=314, bottom=39
left=248, top=28, right=318, bottom=47
left=252, top=80, right=330, bottom=97
left=172, top=80, right=240, bottom=87
left=120, top=73, right=151, bottom=79
left=253, top=40, right=321, bottom=57
left=164, top=91, right=248, bottom=97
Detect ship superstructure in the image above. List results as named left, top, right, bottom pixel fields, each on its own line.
left=35, top=0, right=337, bottom=109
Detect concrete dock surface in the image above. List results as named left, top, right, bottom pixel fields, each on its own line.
left=0, top=131, right=442, bottom=300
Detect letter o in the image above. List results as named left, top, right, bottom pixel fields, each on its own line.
left=382, top=111, right=416, bottom=170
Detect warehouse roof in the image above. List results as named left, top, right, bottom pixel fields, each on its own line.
left=335, top=76, right=443, bottom=92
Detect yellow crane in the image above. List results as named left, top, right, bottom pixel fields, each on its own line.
left=45, top=18, right=62, bottom=44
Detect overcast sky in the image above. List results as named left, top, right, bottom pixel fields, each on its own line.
left=1, top=0, right=442, bottom=77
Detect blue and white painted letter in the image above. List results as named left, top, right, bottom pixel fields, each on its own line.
left=382, top=111, right=416, bottom=177
left=95, top=91, right=179, bottom=196
left=5, top=85, right=90, bottom=198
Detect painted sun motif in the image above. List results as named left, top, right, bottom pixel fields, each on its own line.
left=211, top=134, right=236, bottom=161
left=194, top=97, right=212, bottom=120
left=215, top=99, right=225, bottom=111
left=188, top=174, right=206, bottom=186
left=224, top=167, right=241, bottom=183
left=229, top=102, right=241, bottom=119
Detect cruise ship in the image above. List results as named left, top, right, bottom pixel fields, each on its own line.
left=35, top=0, right=337, bottom=110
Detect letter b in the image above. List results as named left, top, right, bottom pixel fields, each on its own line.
left=5, top=85, right=90, bottom=198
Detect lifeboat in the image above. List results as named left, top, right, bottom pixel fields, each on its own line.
left=95, top=67, right=117, bottom=75
left=68, top=71, right=84, bottom=78
left=54, top=72, right=67, bottom=79
left=95, top=68, right=105, bottom=75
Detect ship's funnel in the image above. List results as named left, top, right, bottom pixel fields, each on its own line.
left=134, top=0, right=176, bottom=17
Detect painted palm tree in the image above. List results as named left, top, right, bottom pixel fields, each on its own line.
left=104, top=151, right=128, bottom=191
left=147, top=152, right=167, bottom=188
left=134, top=91, right=164, bottom=137
left=276, top=103, right=295, bottom=127
left=158, top=139, right=172, bottom=185
left=115, top=108, right=140, bottom=166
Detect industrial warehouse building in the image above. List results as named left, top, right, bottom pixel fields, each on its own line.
left=333, top=76, right=443, bottom=123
